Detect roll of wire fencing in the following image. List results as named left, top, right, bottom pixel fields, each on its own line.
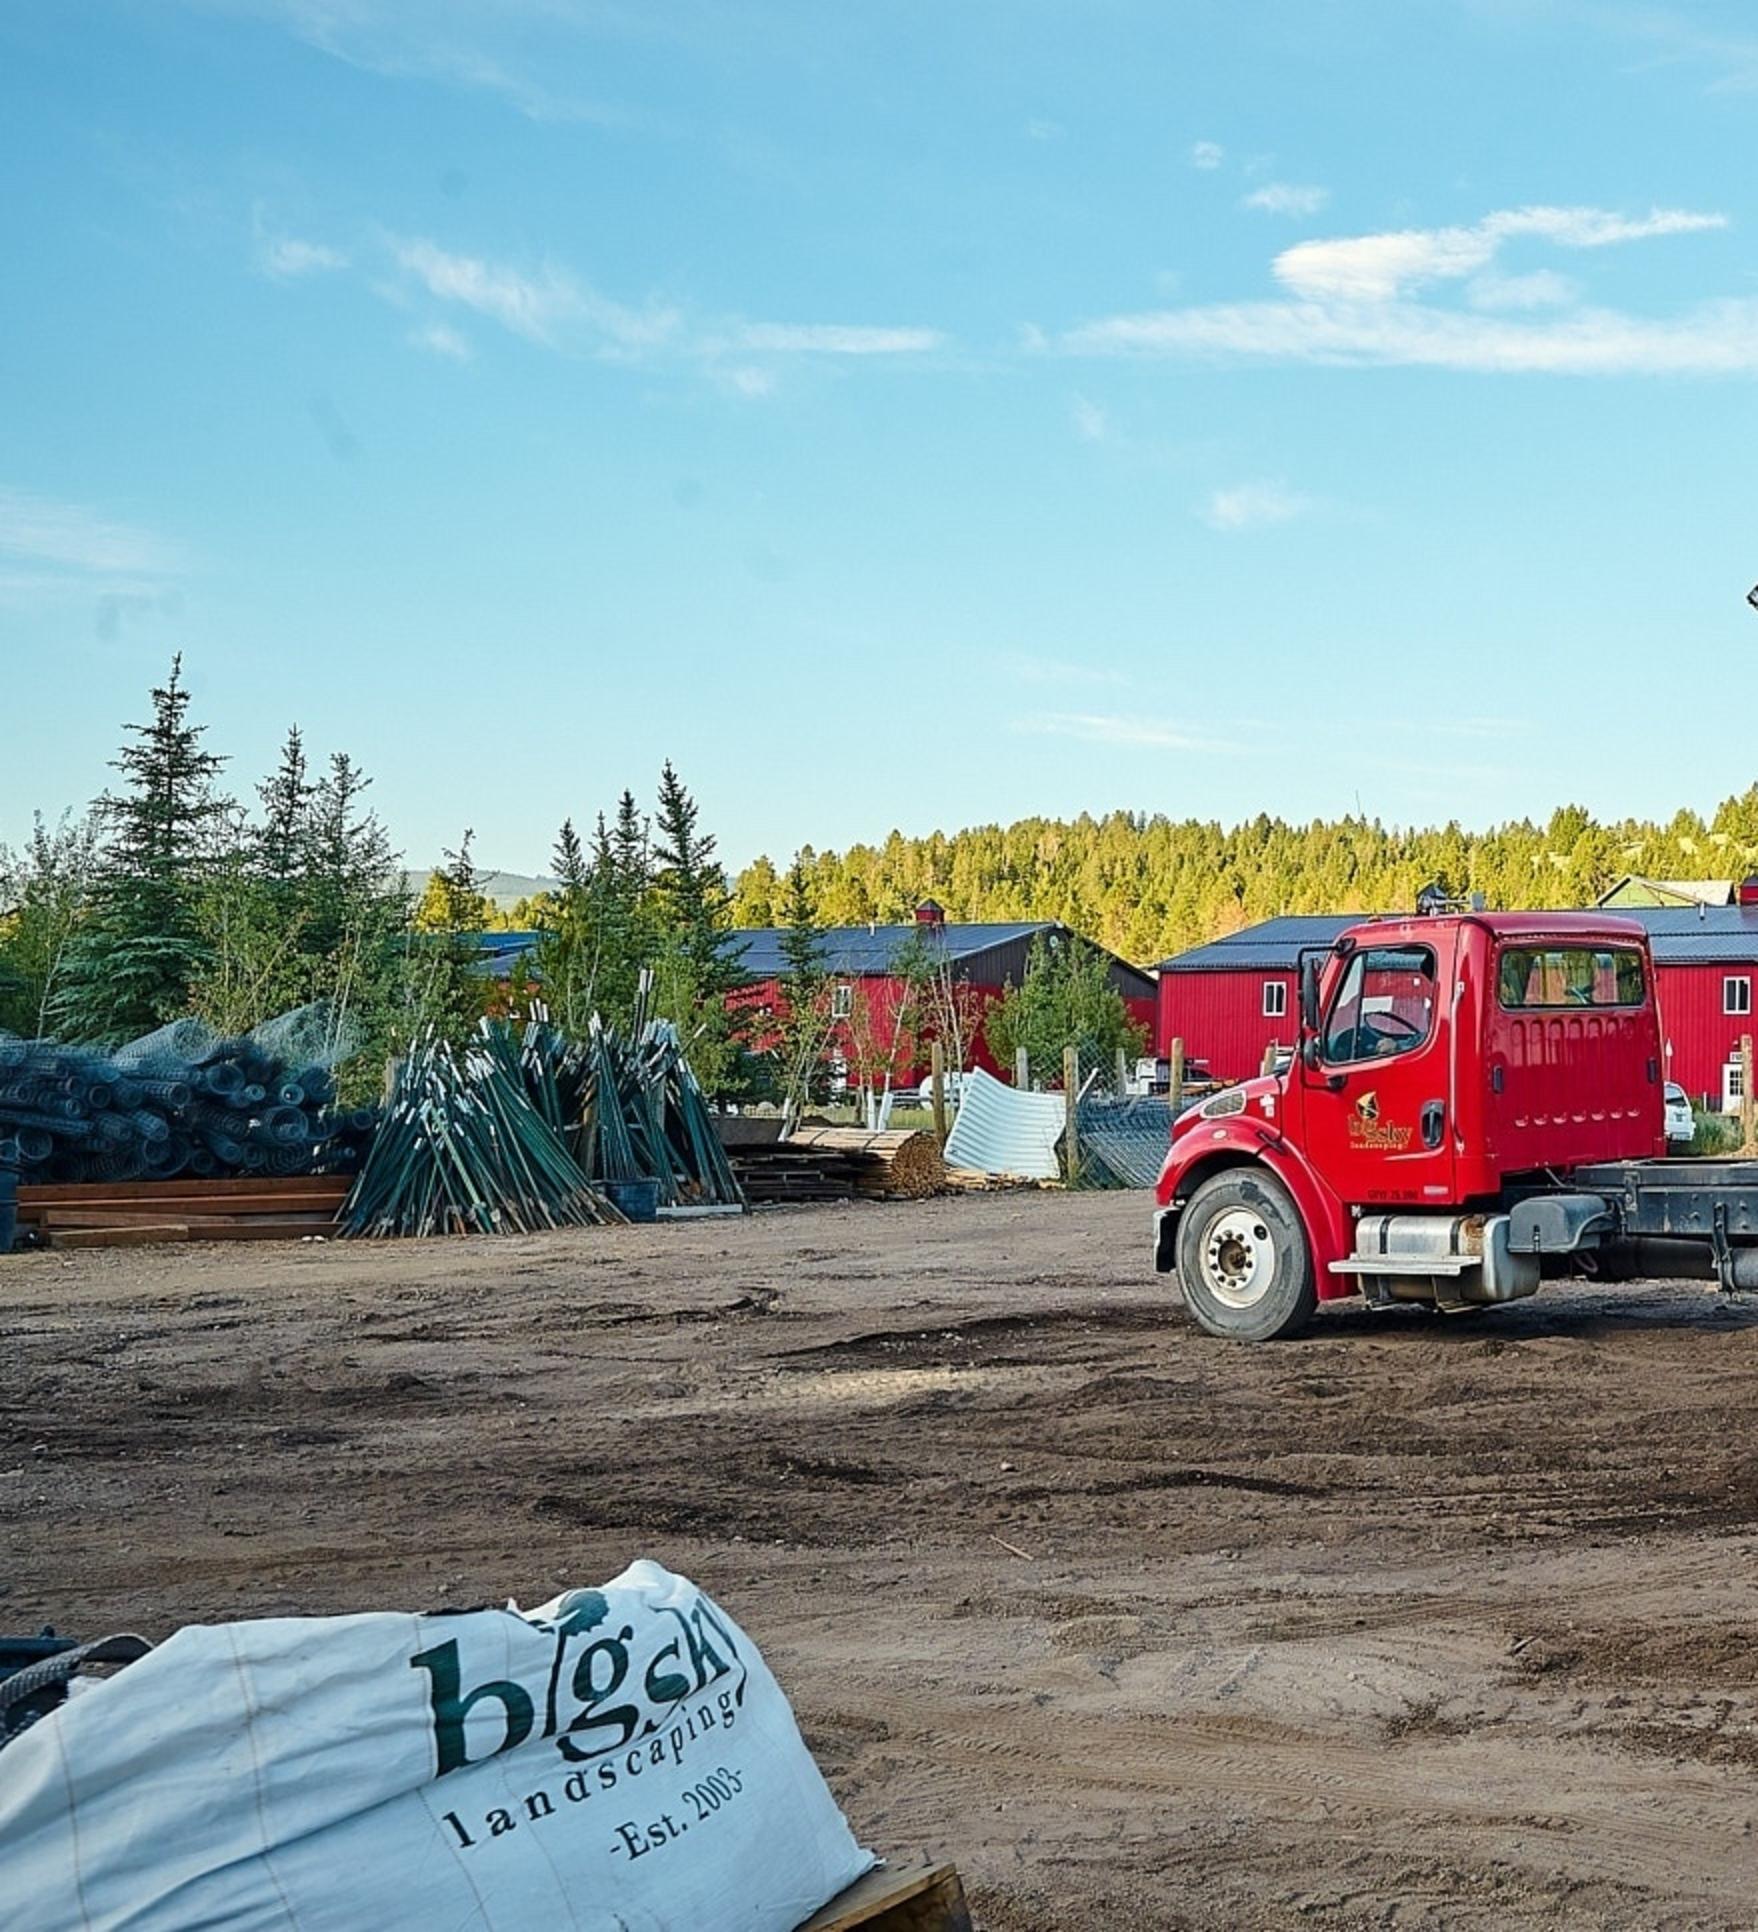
left=1069, top=1041, right=1176, bottom=1190
left=0, top=1003, right=361, bottom=1187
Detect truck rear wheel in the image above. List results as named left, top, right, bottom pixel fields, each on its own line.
left=1176, top=1169, right=1316, bottom=1342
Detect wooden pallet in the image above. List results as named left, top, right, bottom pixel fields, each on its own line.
left=802, top=1861, right=971, bottom=1932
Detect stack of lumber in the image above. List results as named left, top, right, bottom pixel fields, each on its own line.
left=14, top=1176, right=348, bottom=1250
left=728, top=1142, right=859, bottom=1205
left=782, top=1128, right=945, bottom=1200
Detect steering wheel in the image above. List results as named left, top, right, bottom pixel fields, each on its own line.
left=1365, top=1009, right=1422, bottom=1041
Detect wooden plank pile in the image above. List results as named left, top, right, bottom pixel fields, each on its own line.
left=730, top=1142, right=860, bottom=1205
left=723, top=1126, right=945, bottom=1205
left=786, top=1128, right=945, bottom=1199
left=14, top=1176, right=349, bottom=1250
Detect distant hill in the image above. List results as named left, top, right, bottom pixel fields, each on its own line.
left=406, top=868, right=559, bottom=914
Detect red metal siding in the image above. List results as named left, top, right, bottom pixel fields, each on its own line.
left=1655, top=963, right=1756, bottom=1107
left=1157, top=971, right=1298, bottom=1083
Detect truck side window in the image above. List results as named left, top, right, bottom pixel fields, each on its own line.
left=1497, top=947, right=1645, bottom=1009
left=1323, top=946, right=1436, bottom=1065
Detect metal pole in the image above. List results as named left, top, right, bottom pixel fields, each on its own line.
left=1168, top=1038, right=1185, bottom=1114
left=930, top=1038, right=947, bottom=1144
left=1063, top=1045, right=1079, bottom=1184
left=1743, top=1035, right=1754, bottom=1152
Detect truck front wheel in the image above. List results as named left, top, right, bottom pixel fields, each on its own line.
left=1176, top=1169, right=1316, bottom=1342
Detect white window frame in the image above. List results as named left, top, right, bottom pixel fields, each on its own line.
left=830, top=982, right=854, bottom=1020
left=1726, top=976, right=1752, bottom=1017
left=1261, top=980, right=1288, bottom=1019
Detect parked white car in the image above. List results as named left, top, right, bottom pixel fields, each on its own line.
left=1664, top=1082, right=1694, bottom=1145
left=915, top=1071, right=968, bottom=1109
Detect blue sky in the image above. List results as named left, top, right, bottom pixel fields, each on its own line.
left=3, top=0, right=1757, bottom=876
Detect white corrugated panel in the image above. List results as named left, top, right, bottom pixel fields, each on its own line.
left=943, top=1066, right=1066, bottom=1179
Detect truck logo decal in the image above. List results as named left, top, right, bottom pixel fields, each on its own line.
left=1349, top=1090, right=1414, bottom=1151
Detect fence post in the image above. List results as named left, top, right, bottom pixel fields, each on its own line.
left=1261, top=1041, right=1279, bottom=1077
left=1115, top=1045, right=1129, bottom=1098
left=930, top=1038, right=948, bottom=1144
left=1168, top=1038, right=1185, bottom=1114
left=1744, top=1035, right=1754, bottom=1152
left=1063, top=1045, right=1080, bottom=1184
left=1015, top=1047, right=1030, bottom=1091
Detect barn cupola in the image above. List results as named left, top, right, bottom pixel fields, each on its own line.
left=1740, top=875, right=1758, bottom=909
left=914, top=899, right=946, bottom=927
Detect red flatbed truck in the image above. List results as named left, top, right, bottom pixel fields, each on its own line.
left=1153, top=910, right=1758, bottom=1340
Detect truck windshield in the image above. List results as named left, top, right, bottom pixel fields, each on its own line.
left=1323, top=946, right=1436, bottom=1064
left=1497, top=947, right=1645, bottom=1009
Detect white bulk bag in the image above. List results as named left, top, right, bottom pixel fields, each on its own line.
left=0, top=1559, right=872, bottom=1931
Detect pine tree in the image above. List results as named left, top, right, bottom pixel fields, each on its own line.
left=649, top=763, right=747, bottom=1096
left=534, top=818, right=595, bottom=1031
left=0, top=813, right=98, bottom=1037
left=406, top=830, right=491, bottom=1041
left=773, top=855, right=831, bottom=1121
left=256, top=725, right=316, bottom=888
left=610, top=790, right=649, bottom=890
left=54, top=656, right=233, bottom=1040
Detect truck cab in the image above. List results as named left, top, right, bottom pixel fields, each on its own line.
left=1154, top=913, right=1668, bottom=1339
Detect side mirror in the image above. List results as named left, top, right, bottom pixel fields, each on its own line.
left=1299, top=955, right=1321, bottom=1035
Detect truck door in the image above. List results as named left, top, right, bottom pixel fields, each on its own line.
left=1298, top=939, right=1456, bottom=1206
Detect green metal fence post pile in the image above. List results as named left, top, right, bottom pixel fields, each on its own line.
left=574, top=1017, right=744, bottom=1209
left=340, top=1027, right=622, bottom=1237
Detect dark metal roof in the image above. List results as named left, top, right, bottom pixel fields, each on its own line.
left=1158, top=907, right=1758, bottom=974
left=731, top=922, right=1157, bottom=998
left=1615, top=907, right=1758, bottom=965
left=1156, top=916, right=1355, bottom=974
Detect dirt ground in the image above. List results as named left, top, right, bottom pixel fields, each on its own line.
left=5, top=1192, right=1758, bottom=1928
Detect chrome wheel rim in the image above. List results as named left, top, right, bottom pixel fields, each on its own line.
left=1198, top=1205, right=1276, bottom=1309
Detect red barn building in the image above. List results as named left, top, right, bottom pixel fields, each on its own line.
left=731, top=905, right=1157, bottom=1088
left=1157, top=904, right=1758, bottom=1112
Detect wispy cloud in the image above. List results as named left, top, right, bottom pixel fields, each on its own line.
left=737, top=323, right=944, bottom=355
left=1005, top=654, right=1130, bottom=691
left=1560, top=2, right=1758, bottom=94
left=1062, top=200, right=1745, bottom=376
left=198, top=0, right=643, bottom=126
left=1466, top=269, right=1579, bottom=311
left=1202, top=482, right=1309, bottom=531
left=727, top=366, right=777, bottom=398
left=1066, top=297, right=1758, bottom=375
left=1274, top=204, right=1723, bottom=301
left=1190, top=141, right=1225, bottom=171
left=258, top=234, right=348, bottom=278
left=1014, top=711, right=1238, bottom=753
left=390, top=236, right=679, bottom=350
left=0, top=488, right=179, bottom=577
left=0, top=488, right=184, bottom=636
left=409, top=321, right=472, bottom=360
left=1071, top=395, right=1108, bottom=442
left=1243, top=183, right=1329, bottom=218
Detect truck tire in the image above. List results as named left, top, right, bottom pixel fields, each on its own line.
left=1176, top=1168, right=1316, bottom=1342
